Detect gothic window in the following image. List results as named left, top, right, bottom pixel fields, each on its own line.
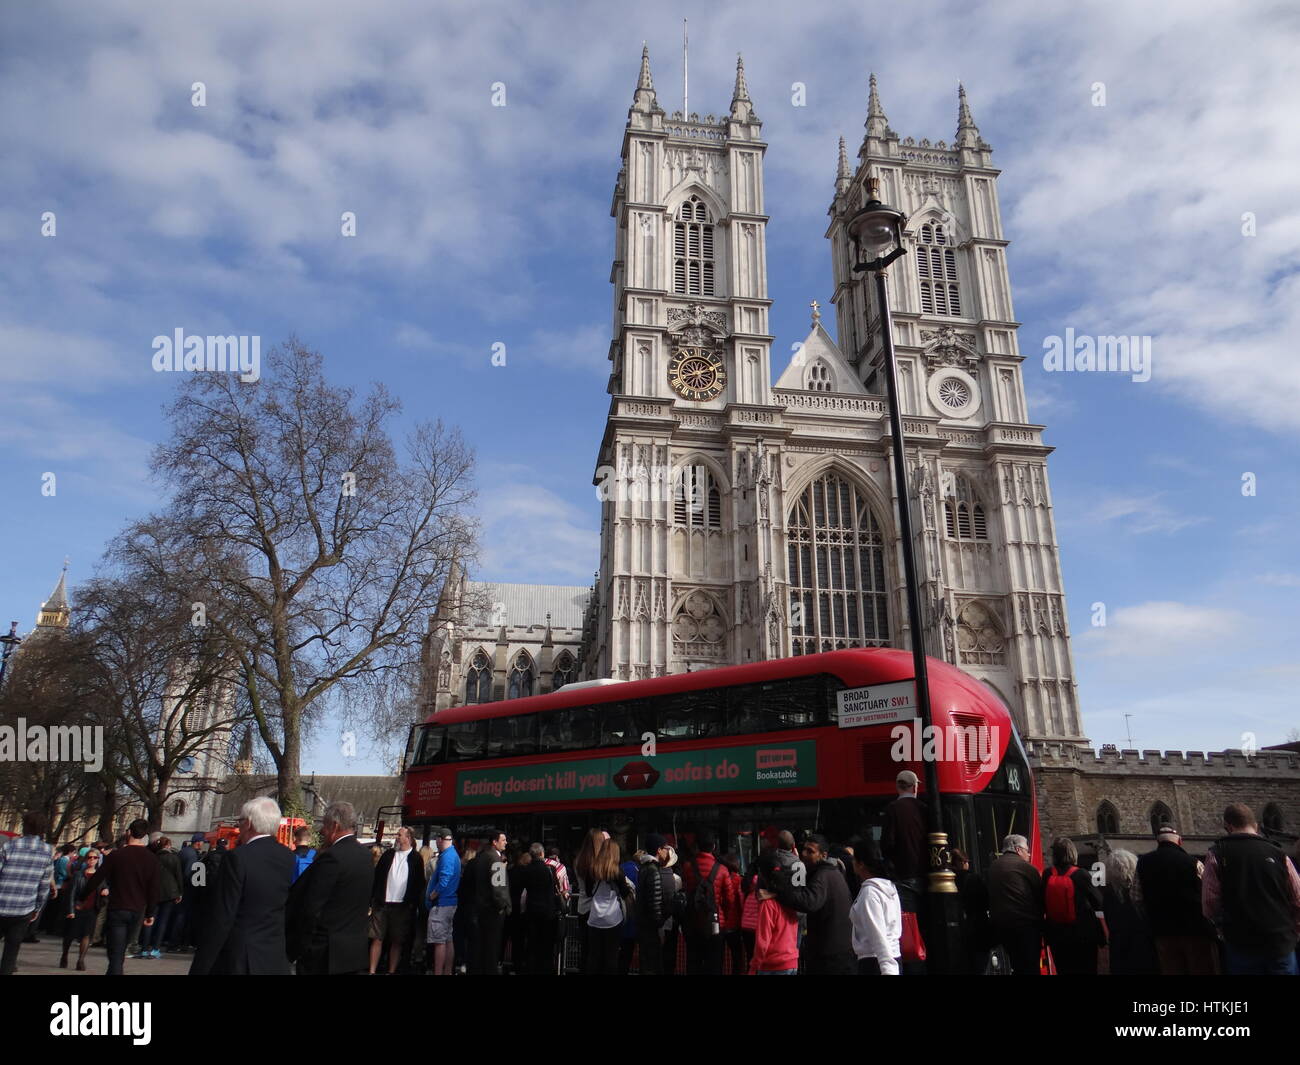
left=1262, top=803, right=1284, bottom=835
left=170, top=799, right=185, bottom=818
left=955, top=601, right=1005, bottom=666
left=916, top=221, right=961, bottom=317
left=672, top=590, right=727, bottom=660
left=806, top=361, right=833, bottom=393
left=1149, top=802, right=1174, bottom=836
left=1097, top=801, right=1120, bottom=836
left=507, top=651, right=535, bottom=701
left=674, top=464, right=722, bottom=528
left=465, top=650, right=492, bottom=705
left=674, top=196, right=716, bottom=297
left=943, top=474, right=989, bottom=541
left=787, top=472, right=890, bottom=656
left=552, top=651, right=576, bottom=692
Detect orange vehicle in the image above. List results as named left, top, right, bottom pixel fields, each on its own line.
left=204, top=816, right=307, bottom=850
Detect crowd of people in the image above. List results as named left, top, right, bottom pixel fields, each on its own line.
left=0, top=779, right=1296, bottom=976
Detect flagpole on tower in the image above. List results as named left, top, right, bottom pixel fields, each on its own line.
left=683, top=18, right=689, bottom=116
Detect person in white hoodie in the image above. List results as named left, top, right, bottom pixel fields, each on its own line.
left=850, top=843, right=902, bottom=975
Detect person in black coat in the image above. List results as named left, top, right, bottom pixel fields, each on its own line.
left=772, top=833, right=855, bottom=975
left=1101, top=849, right=1157, bottom=975
left=472, top=830, right=511, bottom=975
left=1041, top=837, right=1104, bottom=975
left=521, top=842, right=561, bottom=975
left=190, top=799, right=294, bottom=976
left=369, top=827, right=426, bottom=975
left=287, top=802, right=374, bottom=975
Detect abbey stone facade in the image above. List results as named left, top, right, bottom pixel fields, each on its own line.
left=579, top=52, right=1082, bottom=747
left=419, top=49, right=1297, bottom=860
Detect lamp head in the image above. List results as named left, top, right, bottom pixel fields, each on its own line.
left=846, top=170, right=906, bottom=271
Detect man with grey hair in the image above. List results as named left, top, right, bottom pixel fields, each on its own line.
left=986, top=834, right=1042, bottom=975
left=287, top=800, right=373, bottom=975
left=191, top=796, right=294, bottom=975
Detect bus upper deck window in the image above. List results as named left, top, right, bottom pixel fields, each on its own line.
left=417, top=726, right=446, bottom=765
left=446, top=720, right=485, bottom=761
left=600, top=704, right=631, bottom=746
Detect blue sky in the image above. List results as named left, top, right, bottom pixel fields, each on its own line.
left=1, top=0, right=1296, bottom=776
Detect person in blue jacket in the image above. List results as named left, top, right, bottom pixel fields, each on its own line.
left=426, top=828, right=461, bottom=976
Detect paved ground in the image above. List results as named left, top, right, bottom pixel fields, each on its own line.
left=8, top=936, right=194, bottom=976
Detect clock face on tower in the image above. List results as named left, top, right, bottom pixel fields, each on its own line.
left=667, top=345, right=727, bottom=401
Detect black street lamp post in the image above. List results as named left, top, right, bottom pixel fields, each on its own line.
left=0, top=622, right=20, bottom=687
left=846, top=172, right=963, bottom=973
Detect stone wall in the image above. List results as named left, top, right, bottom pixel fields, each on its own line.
left=1029, top=744, right=1300, bottom=859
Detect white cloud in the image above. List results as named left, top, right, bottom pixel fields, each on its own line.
left=477, top=477, right=598, bottom=583
left=1078, top=600, right=1246, bottom=659
left=1086, top=493, right=1208, bottom=535
left=1258, top=572, right=1300, bottom=588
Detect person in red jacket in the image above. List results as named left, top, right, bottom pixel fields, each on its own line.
left=749, top=853, right=799, bottom=975
left=719, top=852, right=744, bottom=974
left=680, top=830, right=740, bottom=975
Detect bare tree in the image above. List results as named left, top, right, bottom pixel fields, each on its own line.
left=0, top=631, right=103, bottom=841
left=74, top=569, right=246, bottom=832
left=145, top=339, right=477, bottom=815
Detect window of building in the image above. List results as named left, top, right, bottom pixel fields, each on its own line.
left=551, top=651, right=576, bottom=692
left=507, top=652, right=534, bottom=701
left=170, top=799, right=185, bottom=818
left=1097, top=801, right=1120, bottom=835
left=674, top=464, right=722, bottom=528
left=465, top=651, right=492, bottom=705
left=943, top=474, right=989, bottom=541
left=674, top=196, right=716, bottom=297
left=787, top=472, right=890, bottom=656
left=806, top=361, right=833, bottom=392
left=1262, top=803, right=1284, bottom=835
left=916, top=221, right=961, bottom=317
left=1149, top=802, right=1174, bottom=836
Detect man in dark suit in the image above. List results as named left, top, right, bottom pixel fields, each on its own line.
left=286, top=801, right=373, bottom=975
left=190, top=797, right=294, bottom=975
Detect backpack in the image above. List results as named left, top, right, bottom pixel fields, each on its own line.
left=588, top=879, right=625, bottom=929
left=1044, top=866, right=1078, bottom=924
left=292, top=848, right=316, bottom=884
left=687, top=861, right=723, bottom=936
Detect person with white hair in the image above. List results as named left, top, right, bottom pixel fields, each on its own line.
left=1102, top=848, right=1157, bottom=974
left=190, top=796, right=294, bottom=975
left=986, top=833, right=1043, bottom=976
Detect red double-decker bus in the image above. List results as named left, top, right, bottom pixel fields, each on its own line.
left=401, top=648, right=1039, bottom=872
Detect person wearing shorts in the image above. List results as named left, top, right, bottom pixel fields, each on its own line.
left=426, top=828, right=461, bottom=976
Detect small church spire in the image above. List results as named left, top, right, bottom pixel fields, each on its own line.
left=955, top=82, right=981, bottom=148
left=730, top=53, right=756, bottom=123
left=36, top=561, right=70, bottom=630
left=835, top=135, right=851, bottom=194
left=865, top=72, right=890, bottom=138
left=631, top=43, right=662, bottom=115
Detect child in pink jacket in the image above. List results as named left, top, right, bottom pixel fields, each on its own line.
left=749, top=853, right=800, bottom=974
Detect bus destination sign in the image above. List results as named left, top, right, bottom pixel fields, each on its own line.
left=455, top=740, right=817, bottom=808
left=836, top=681, right=918, bottom=729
